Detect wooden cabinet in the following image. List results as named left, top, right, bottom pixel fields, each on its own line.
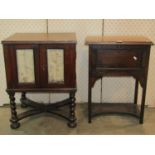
left=85, top=36, right=153, bottom=124
left=2, top=33, right=77, bottom=129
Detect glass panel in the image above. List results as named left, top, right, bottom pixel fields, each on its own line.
left=16, top=49, right=35, bottom=83
left=47, top=49, right=64, bottom=83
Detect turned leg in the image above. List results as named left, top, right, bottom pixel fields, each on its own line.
left=20, top=92, right=28, bottom=108
left=7, top=92, right=20, bottom=129
left=68, top=91, right=77, bottom=128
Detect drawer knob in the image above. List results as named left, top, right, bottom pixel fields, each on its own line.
left=133, top=56, right=138, bottom=61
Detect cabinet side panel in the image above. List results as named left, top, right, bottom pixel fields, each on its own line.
left=64, top=44, right=76, bottom=88
left=3, top=45, right=16, bottom=89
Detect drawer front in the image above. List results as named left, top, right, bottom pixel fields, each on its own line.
left=94, top=49, right=143, bottom=68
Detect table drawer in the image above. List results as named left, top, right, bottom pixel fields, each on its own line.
left=95, top=49, right=143, bottom=68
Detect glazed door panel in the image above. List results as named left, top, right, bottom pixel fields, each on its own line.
left=47, top=49, right=64, bottom=84
left=39, top=44, right=76, bottom=88
left=16, top=49, right=35, bottom=83
left=14, top=45, right=39, bottom=88
left=3, top=43, right=76, bottom=89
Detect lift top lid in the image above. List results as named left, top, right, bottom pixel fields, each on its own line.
left=85, top=36, right=153, bottom=45
left=2, top=33, right=77, bottom=44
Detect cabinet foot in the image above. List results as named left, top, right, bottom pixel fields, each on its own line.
left=21, top=102, right=28, bottom=108
left=88, top=119, right=92, bottom=123
left=139, top=118, right=144, bottom=124
left=10, top=122, right=20, bottom=129
left=67, top=121, right=77, bottom=128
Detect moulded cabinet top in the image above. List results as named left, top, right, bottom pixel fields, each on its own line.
left=2, top=33, right=77, bottom=44
left=85, top=35, right=153, bottom=45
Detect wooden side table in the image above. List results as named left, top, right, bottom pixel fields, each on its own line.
left=2, top=33, right=77, bottom=129
left=85, top=36, right=153, bottom=124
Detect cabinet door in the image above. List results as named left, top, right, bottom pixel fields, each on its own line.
left=39, top=44, right=76, bottom=88
left=13, top=45, right=39, bottom=88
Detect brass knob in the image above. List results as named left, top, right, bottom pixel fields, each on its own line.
left=133, top=56, right=138, bottom=61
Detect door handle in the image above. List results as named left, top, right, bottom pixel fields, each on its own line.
left=133, top=56, right=138, bottom=61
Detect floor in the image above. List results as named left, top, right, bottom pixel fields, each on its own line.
left=0, top=104, right=155, bottom=135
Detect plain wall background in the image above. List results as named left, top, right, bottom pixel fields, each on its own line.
left=0, top=19, right=155, bottom=107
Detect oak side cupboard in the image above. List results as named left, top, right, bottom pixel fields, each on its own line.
left=2, top=33, right=77, bottom=129
left=85, top=36, right=153, bottom=124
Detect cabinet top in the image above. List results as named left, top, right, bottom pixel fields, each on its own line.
left=85, top=36, right=153, bottom=45
left=2, top=33, right=77, bottom=44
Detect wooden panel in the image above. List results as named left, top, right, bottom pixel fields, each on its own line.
left=3, top=44, right=40, bottom=89
left=91, top=103, right=140, bottom=117
left=96, top=49, right=142, bottom=68
left=85, top=36, right=152, bottom=45
left=2, top=33, right=76, bottom=44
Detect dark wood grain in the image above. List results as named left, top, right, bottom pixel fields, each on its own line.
left=2, top=33, right=77, bottom=129
left=85, top=36, right=153, bottom=45
left=91, top=103, right=140, bottom=118
left=2, top=33, right=77, bottom=44
left=86, top=35, right=152, bottom=124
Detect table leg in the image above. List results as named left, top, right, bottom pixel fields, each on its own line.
left=21, top=92, right=28, bottom=108
left=7, top=91, right=20, bottom=129
left=88, top=84, right=92, bottom=123
left=68, top=91, right=77, bottom=128
left=134, top=79, right=139, bottom=104
left=139, top=80, right=147, bottom=124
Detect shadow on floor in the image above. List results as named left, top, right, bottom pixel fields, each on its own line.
left=0, top=104, right=155, bottom=135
